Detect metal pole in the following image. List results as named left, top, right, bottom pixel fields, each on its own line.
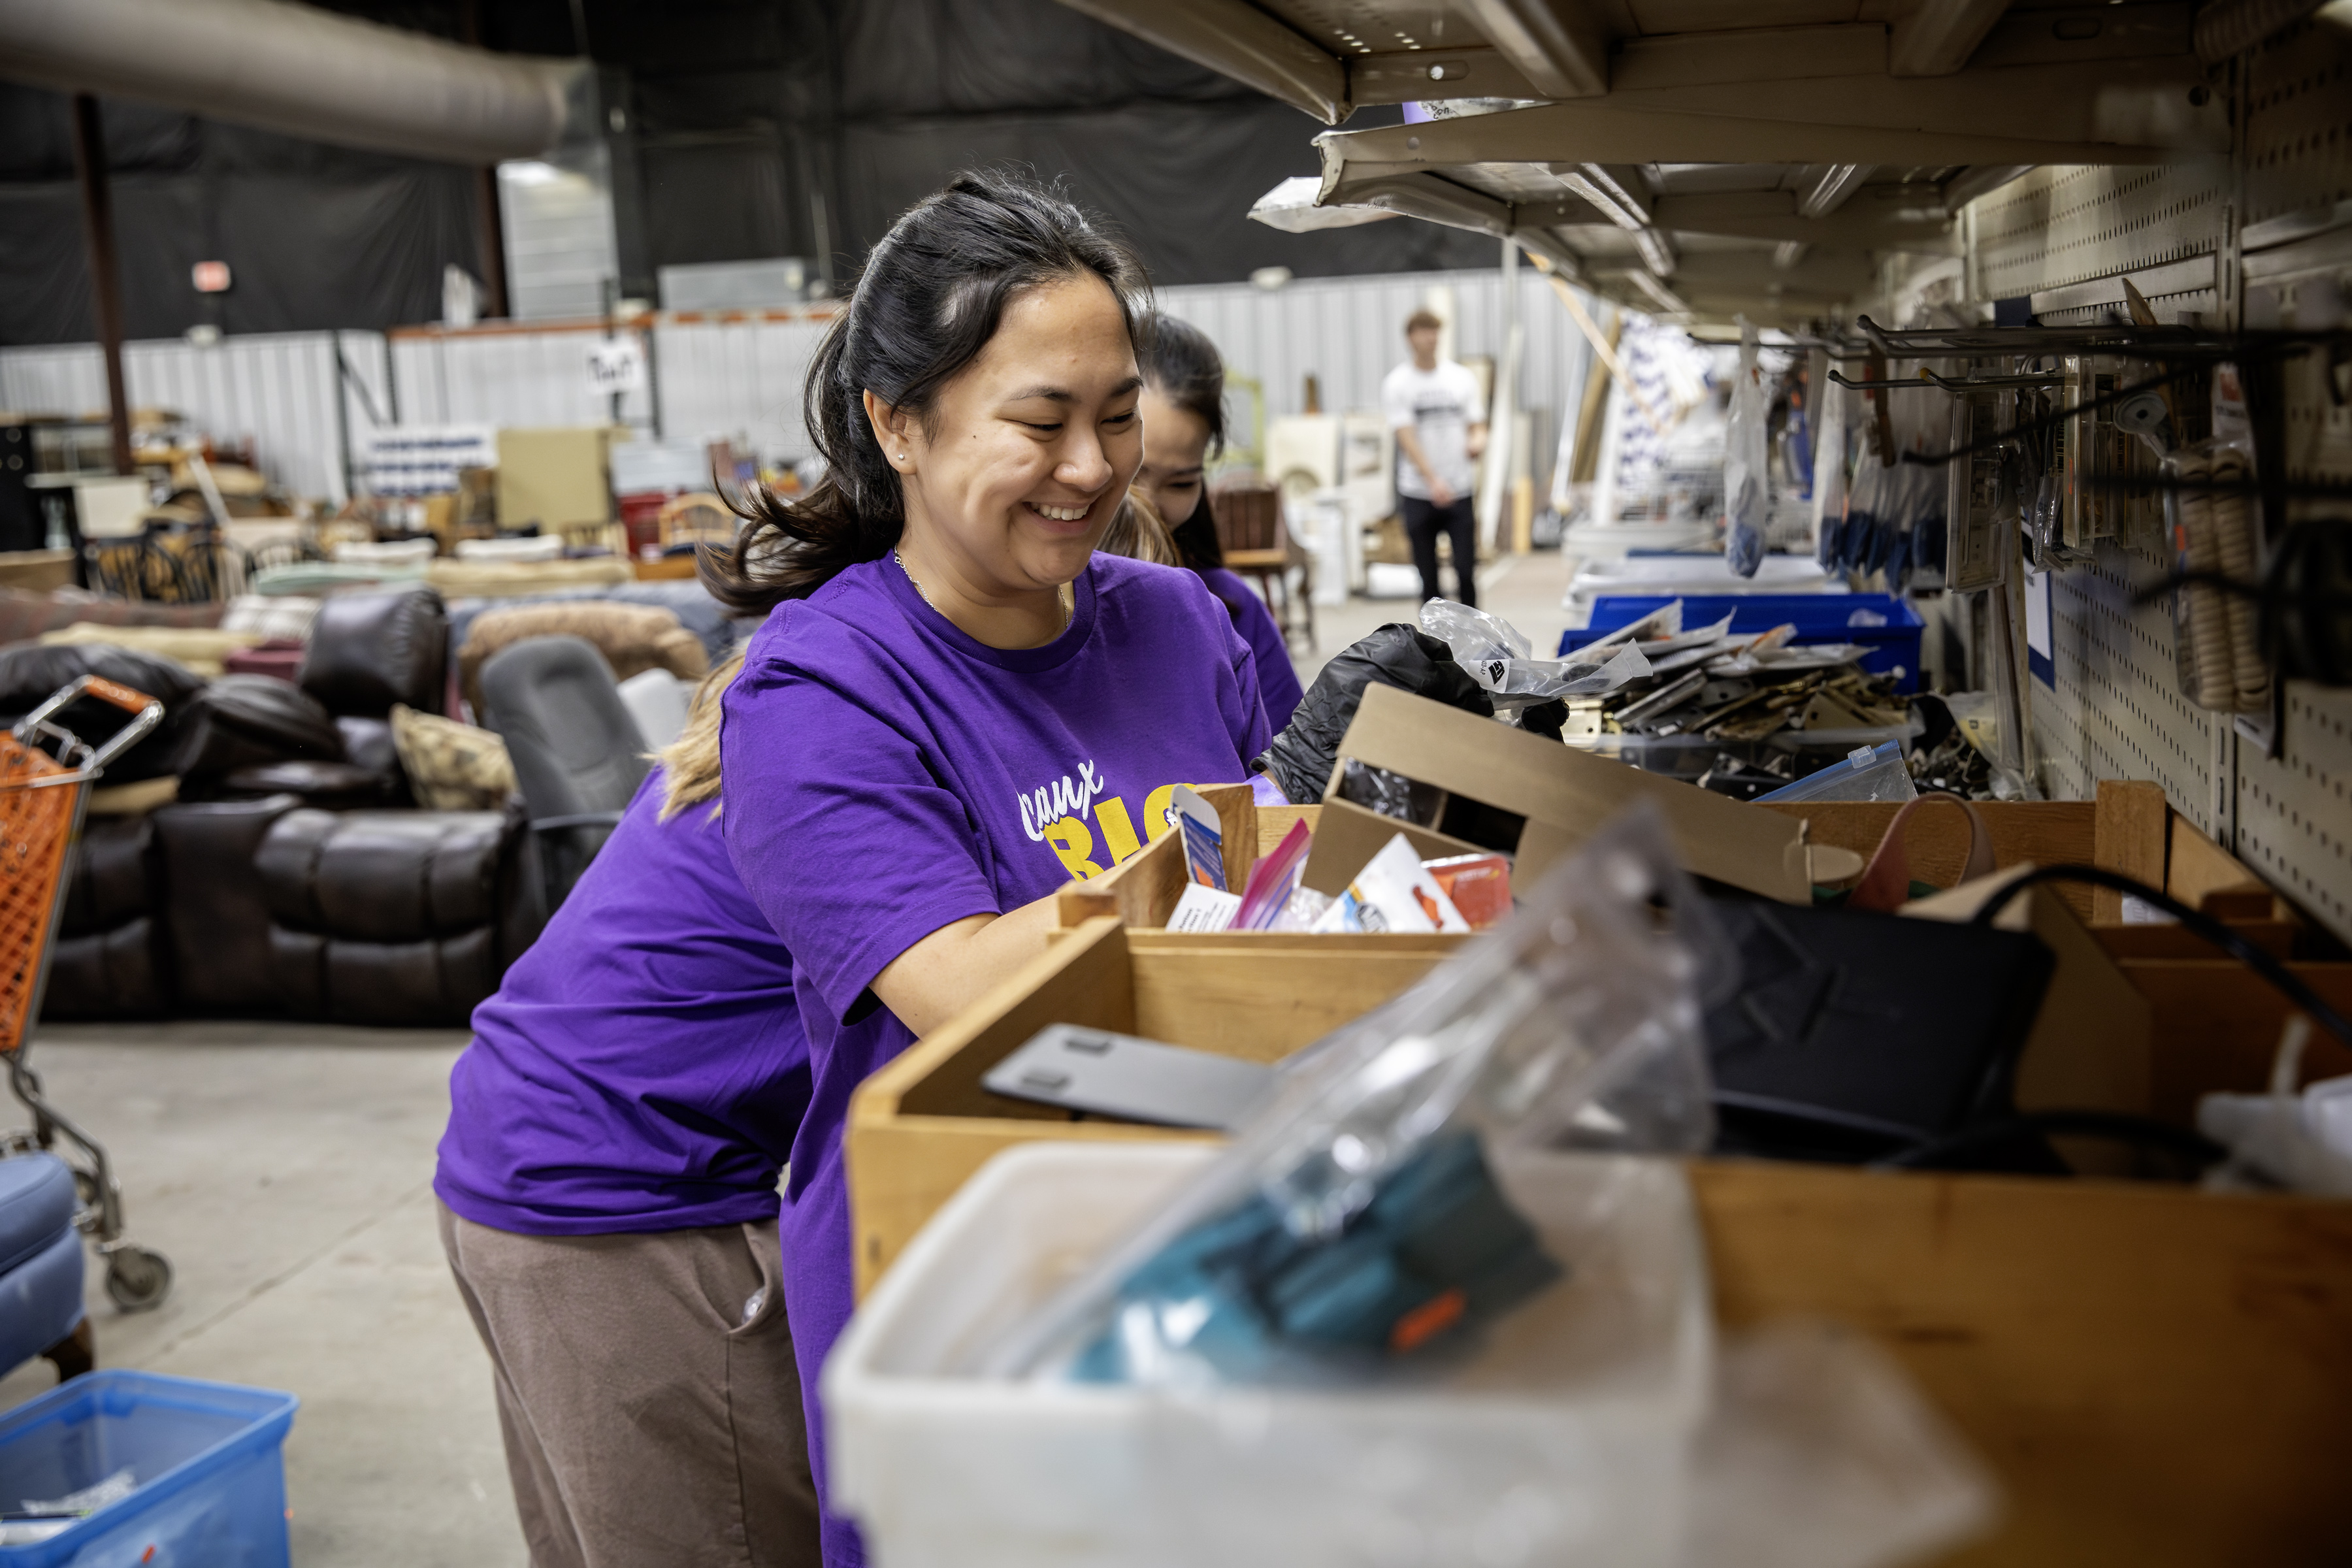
left=459, top=0, right=510, bottom=319
left=69, top=93, right=133, bottom=476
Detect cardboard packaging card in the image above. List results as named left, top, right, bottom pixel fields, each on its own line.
left=1306, top=685, right=1810, bottom=903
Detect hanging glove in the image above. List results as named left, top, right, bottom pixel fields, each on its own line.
left=1253, top=625, right=1493, bottom=805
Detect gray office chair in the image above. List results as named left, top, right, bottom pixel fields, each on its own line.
left=479, top=636, right=652, bottom=914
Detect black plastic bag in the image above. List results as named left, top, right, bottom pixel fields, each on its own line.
left=0, top=643, right=205, bottom=783
left=1254, top=625, right=1492, bottom=805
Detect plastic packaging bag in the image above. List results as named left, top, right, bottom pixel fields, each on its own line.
left=1411, top=602, right=1656, bottom=710
left=1418, top=598, right=1653, bottom=711
left=976, top=804, right=1724, bottom=1387
left=1725, top=321, right=1770, bottom=578
left=1686, top=1321, right=1999, bottom=1568
left=1751, top=741, right=1918, bottom=806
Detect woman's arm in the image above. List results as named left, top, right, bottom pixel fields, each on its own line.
left=870, top=892, right=1064, bottom=1039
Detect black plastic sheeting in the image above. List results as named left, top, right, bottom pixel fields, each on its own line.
left=0, top=91, right=477, bottom=344
left=0, top=0, right=1496, bottom=347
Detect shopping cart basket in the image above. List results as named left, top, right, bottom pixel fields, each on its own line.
left=0, top=675, right=172, bottom=1311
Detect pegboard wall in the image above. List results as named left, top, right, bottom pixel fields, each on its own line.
left=2034, top=537, right=2229, bottom=841
left=1965, top=162, right=2231, bottom=323
left=1957, top=22, right=2352, bottom=945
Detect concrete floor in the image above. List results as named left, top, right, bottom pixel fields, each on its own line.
left=0, top=556, right=1575, bottom=1567
left=1286, top=548, right=1575, bottom=692
left=0, top=1023, right=525, bottom=1567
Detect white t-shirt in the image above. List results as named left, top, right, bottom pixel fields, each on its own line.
left=1381, top=359, right=1486, bottom=502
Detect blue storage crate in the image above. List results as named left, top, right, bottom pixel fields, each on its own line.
left=0, top=1371, right=297, bottom=1567
left=1560, top=593, right=1926, bottom=692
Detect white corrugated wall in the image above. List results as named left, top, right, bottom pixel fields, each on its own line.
left=0, top=330, right=387, bottom=503
left=0, top=261, right=1601, bottom=502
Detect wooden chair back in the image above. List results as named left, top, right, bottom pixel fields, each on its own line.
left=1211, top=482, right=1284, bottom=557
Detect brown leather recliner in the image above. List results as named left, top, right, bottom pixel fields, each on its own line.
left=39, top=588, right=536, bottom=1026
left=42, top=815, right=170, bottom=1019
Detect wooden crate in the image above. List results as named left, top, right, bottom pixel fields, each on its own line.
left=1762, top=781, right=2311, bottom=957
left=846, top=914, right=2352, bottom=1568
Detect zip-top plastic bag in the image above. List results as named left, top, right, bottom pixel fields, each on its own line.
left=1724, top=319, right=1771, bottom=578
left=1418, top=598, right=1652, bottom=711
left=975, top=804, right=1724, bottom=1389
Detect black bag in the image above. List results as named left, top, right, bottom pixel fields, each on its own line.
left=0, top=643, right=205, bottom=783
left=1254, top=625, right=1492, bottom=805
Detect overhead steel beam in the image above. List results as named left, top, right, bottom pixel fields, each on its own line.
left=1313, top=169, right=1519, bottom=238
left=1550, top=163, right=1648, bottom=226
left=1939, top=163, right=2034, bottom=214
left=1799, top=163, right=1874, bottom=219
left=1315, top=78, right=2205, bottom=172
left=1352, top=47, right=1543, bottom=106
left=1457, top=0, right=1611, bottom=99
left=1595, top=55, right=2223, bottom=152
left=1890, top=0, right=2015, bottom=76
left=1053, top=0, right=1350, bottom=123
left=1648, top=190, right=1960, bottom=255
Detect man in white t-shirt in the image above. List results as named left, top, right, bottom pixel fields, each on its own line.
left=1381, top=308, right=1488, bottom=606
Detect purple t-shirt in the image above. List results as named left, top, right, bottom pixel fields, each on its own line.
left=1198, top=564, right=1303, bottom=733
left=434, top=770, right=811, bottom=1235
left=721, top=553, right=1271, bottom=1565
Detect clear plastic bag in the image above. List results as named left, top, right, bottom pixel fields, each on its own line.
left=1751, top=741, right=1918, bottom=806
left=1725, top=321, right=1770, bottom=578
left=1686, top=1321, right=1999, bottom=1568
left=1418, top=598, right=1653, bottom=710
left=975, top=804, right=1725, bottom=1388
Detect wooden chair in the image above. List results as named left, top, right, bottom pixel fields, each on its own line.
left=657, top=492, right=739, bottom=555
left=1212, top=481, right=1315, bottom=652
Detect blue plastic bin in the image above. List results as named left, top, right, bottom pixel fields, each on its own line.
left=1560, top=594, right=1926, bottom=692
left=0, top=1371, right=297, bottom=1567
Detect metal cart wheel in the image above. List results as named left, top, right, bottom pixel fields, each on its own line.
left=103, top=1246, right=171, bottom=1313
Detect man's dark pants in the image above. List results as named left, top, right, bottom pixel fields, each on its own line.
left=1402, top=494, right=1478, bottom=607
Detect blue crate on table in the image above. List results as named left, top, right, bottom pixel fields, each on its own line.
left=0, top=1371, right=297, bottom=1567
left=1559, top=593, right=1925, bottom=693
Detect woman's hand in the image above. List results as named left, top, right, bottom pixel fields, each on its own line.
left=870, top=892, right=1066, bottom=1039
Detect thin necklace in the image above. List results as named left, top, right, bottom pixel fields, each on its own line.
left=894, top=549, right=1074, bottom=633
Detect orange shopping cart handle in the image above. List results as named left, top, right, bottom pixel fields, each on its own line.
left=78, top=677, right=158, bottom=713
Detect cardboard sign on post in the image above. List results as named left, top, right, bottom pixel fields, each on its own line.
left=1309, top=685, right=1810, bottom=903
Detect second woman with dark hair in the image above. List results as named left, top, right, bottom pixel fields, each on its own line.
left=711, top=172, right=1274, bottom=1567
left=1130, top=313, right=1305, bottom=731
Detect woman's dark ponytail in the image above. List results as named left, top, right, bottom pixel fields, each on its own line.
left=704, top=170, right=1150, bottom=615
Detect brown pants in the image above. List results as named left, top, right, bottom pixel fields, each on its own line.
left=439, top=1201, right=823, bottom=1568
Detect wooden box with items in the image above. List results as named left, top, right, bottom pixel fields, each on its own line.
left=851, top=684, right=2352, bottom=1568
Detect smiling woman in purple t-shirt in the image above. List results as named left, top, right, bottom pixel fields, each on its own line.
left=704, top=174, right=1269, bottom=1567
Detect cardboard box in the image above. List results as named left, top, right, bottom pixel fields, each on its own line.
left=847, top=913, right=2352, bottom=1566
left=1057, top=783, right=1471, bottom=938
left=1315, top=685, right=1810, bottom=903
left=494, top=426, right=614, bottom=534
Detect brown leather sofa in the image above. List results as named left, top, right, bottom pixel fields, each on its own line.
left=32, top=588, right=538, bottom=1028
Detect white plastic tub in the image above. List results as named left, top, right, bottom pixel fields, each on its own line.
left=826, top=1142, right=1712, bottom=1568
